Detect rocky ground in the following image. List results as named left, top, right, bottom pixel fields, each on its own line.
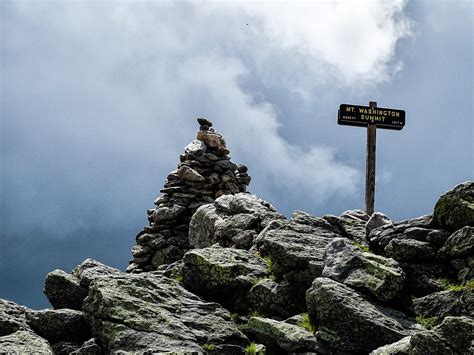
left=1, top=120, right=473, bottom=354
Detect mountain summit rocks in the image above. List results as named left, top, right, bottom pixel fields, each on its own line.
left=1, top=115, right=473, bottom=355
left=127, top=118, right=251, bottom=273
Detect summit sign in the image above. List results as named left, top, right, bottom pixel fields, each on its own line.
left=337, top=101, right=406, bottom=216
left=338, top=104, right=405, bottom=130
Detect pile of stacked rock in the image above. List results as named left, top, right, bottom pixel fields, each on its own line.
left=127, top=118, right=251, bottom=273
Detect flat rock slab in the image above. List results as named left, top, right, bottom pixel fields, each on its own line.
left=306, top=278, right=422, bottom=353
left=244, top=316, right=318, bottom=354
left=83, top=272, right=247, bottom=353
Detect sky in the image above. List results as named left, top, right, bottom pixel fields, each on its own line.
left=1, top=0, right=472, bottom=309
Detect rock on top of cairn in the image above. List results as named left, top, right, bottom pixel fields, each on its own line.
left=197, top=117, right=213, bottom=130
left=196, top=118, right=229, bottom=156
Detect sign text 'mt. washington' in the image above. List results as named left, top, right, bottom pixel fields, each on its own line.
left=338, top=104, right=405, bottom=130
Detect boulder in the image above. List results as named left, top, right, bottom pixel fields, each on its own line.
left=44, top=259, right=121, bottom=311
left=290, top=210, right=334, bottom=231
left=413, top=288, right=474, bottom=319
left=451, top=257, right=474, bottom=283
left=83, top=272, right=248, bottom=353
left=384, top=238, right=435, bottom=262
left=322, top=238, right=405, bottom=301
left=401, top=262, right=447, bottom=296
left=25, top=308, right=90, bottom=343
left=182, top=246, right=268, bottom=310
left=71, top=258, right=122, bottom=288
left=366, top=212, right=392, bottom=235
left=368, top=215, right=433, bottom=253
left=438, top=226, right=473, bottom=259
left=409, top=316, right=474, bottom=354
left=370, top=336, right=411, bottom=355
left=243, top=317, right=319, bottom=354
left=433, top=181, right=474, bottom=231
left=426, top=229, right=451, bottom=247
left=51, top=341, right=84, bottom=355
left=261, top=221, right=340, bottom=279
left=247, top=279, right=297, bottom=319
left=189, top=204, right=223, bottom=248
left=44, top=269, right=87, bottom=310
left=0, top=299, right=30, bottom=336
left=258, top=219, right=341, bottom=314
left=432, top=316, right=474, bottom=354
left=72, top=338, right=101, bottom=354
left=188, top=193, right=284, bottom=249
left=0, top=330, right=52, bottom=353
left=324, top=210, right=368, bottom=243
left=306, top=278, right=422, bottom=353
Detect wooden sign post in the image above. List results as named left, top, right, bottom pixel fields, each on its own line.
left=338, top=102, right=405, bottom=215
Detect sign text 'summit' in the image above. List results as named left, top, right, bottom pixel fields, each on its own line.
left=338, top=104, right=405, bottom=130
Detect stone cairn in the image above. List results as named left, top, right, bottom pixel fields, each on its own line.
left=127, top=118, right=251, bottom=273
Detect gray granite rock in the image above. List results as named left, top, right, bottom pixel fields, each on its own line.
left=0, top=299, right=30, bottom=336
left=0, top=330, right=52, bottom=354
left=322, top=238, right=405, bottom=301
left=182, top=246, right=268, bottom=311
left=433, top=181, right=474, bottom=231
left=306, top=278, right=422, bottom=353
left=26, top=308, right=90, bottom=343
left=83, top=272, right=248, bottom=353
left=366, top=212, right=392, bottom=236
left=413, top=288, right=474, bottom=319
left=243, top=317, right=319, bottom=353
left=44, top=269, right=87, bottom=310
left=438, top=226, right=473, bottom=259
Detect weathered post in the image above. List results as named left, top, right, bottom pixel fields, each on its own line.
left=337, top=102, right=405, bottom=216
left=365, top=101, right=377, bottom=215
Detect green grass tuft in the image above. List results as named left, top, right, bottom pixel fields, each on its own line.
left=263, top=256, right=273, bottom=270
left=245, top=342, right=258, bottom=354
left=297, top=313, right=317, bottom=333
left=352, top=241, right=370, bottom=253
left=173, top=274, right=183, bottom=283
left=201, top=343, right=215, bottom=351
left=416, top=316, right=438, bottom=329
left=439, top=278, right=474, bottom=291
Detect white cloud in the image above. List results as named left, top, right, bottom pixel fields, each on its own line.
left=2, top=0, right=412, bottom=226
left=203, top=0, right=413, bottom=85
